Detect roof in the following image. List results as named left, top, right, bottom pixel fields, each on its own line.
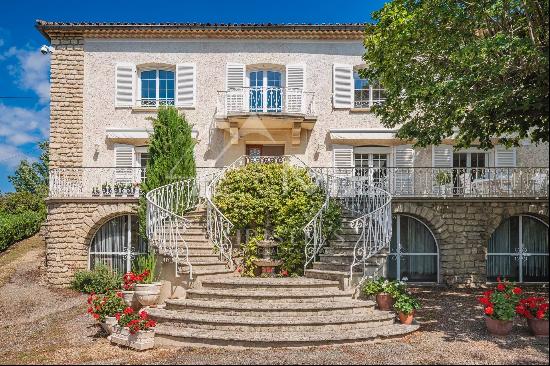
left=35, top=20, right=367, bottom=41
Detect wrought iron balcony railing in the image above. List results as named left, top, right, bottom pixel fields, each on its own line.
left=216, top=87, right=316, bottom=117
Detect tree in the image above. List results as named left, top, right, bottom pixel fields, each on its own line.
left=138, top=107, right=196, bottom=235
left=8, top=141, right=49, bottom=195
left=362, top=0, right=549, bottom=149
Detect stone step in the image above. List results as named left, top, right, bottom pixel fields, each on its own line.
left=148, top=308, right=395, bottom=332
left=200, top=277, right=340, bottom=290
left=178, top=267, right=233, bottom=277
left=313, top=262, right=363, bottom=272
left=322, top=247, right=357, bottom=256
left=305, top=269, right=354, bottom=289
left=178, top=262, right=228, bottom=272
left=154, top=323, right=419, bottom=348
left=318, top=254, right=354, bottom=265
left=164, top=299, right=375, bottom=317
left=185, top=288, right=354, bottom=302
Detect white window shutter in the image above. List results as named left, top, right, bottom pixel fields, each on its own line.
left=115, top=63, right=135, bottom=107
left=495, top=146, right=517, bottom=167
left=432, top=145, right=453, bottom=167
left=286, top=64, right=305, bottom=113
left=393, top=145, right=415, bottom=195
left=333, top=145, right=354, bottom=177
left=176, top=63, right=196, bottom=107
left=226, top=63, right=246, bottom=112
left=333, top=64, right=353, bottom=109
left=114, top=144, right=135, bottom=183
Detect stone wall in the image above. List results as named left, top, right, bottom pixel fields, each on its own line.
left=392, top=198, right=549, bottom=287
left=45, top=198, right=138, bottom=287
left=49, top=36, right=84, bottom=168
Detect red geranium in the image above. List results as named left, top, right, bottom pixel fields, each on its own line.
left=117, top=309, right=157, bottom=334
left=516, top=297, right=549, bottom=320
left=478, top=278, right=522, bottom=321
left=87, top=291, right=126, bottom=323
left=512, top=287, right=522, bottom=295
left=485, top=307, right=494, bottom=316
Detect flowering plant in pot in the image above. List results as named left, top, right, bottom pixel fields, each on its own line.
left=110, top=307, right=157, bottom=350
left=361, top=277, right=406, bottom=311
left=478, top=277, right=522, bottom=336
left=393, top=293, right=421, bottom=325
left=87, top=291, right=126, bottom=334
left=516, top=296, right=549, bottom=337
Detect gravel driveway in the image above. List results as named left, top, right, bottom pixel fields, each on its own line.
left=0, top=235, right=548, bottom=365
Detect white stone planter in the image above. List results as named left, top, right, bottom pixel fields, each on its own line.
left=110, top=326, right=155, bottom=351
left=100, top=316, right=117, bottom=335
left=121, top=291, right=137, bottom=308
left=134, top=283, right=161, bottom=306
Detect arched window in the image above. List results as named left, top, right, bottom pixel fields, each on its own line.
left=387, top=215, right=439, bottom=282
left=487, top=215, right=548, bottom=282
left=89, top=215, right=148, bottom=274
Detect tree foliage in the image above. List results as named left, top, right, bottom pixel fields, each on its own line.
left=362, top=0, right=549, bottom=149
left=138, top=107, right=196, bottom=236
left=213, top=163, right=341, bottom=275
left=8, top=141, right=49, bottom=195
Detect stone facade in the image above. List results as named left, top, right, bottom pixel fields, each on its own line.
left=392, top=198, right=549, bottom=287
left=49, top=36, right=84, bottom=168
left=45, top=198, right=138, bottom=287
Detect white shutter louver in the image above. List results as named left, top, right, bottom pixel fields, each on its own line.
left=333, top=145, right=354, bottom=176
left=286, top=64, right=305, bottom=113
left=114, top=145, right=135, bottom=183
left=115, top=63, right=135, bottom=107
left=176, top=63, right=196, bottom=107
left=495, top=146, right=517, bottom=167
left=432, top=145, right=453, bottom=167
left=226, top=63, right=246, bottom=112
left=393, top=145, right=415, bottom=195
left=332, top=64, right=353, bottom=109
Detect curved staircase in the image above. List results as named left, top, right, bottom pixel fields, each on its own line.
left=145, top=156, right=417, bottom=348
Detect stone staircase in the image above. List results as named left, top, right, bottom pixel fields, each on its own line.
left=149, top=277, right=418, bottom=347
left=305, top=209, right=387, bottom=290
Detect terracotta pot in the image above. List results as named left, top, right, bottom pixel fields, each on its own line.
left=485, top=317, right=513, bottom=336
left=376, top=293, right=395, bottom=311
left=527, top=318, right=549, bottom=337
left=100, top=316, right=117, bottom=335
left=398, top=311, right=415, bottom=325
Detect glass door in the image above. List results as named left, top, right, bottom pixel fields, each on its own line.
left=249, top=71, right=263, bottom=112
left=452, top=152, right=487, bottom=195
left=354, top=153, right=388, bottom=189
left=249, top=70, right=282, bottom=112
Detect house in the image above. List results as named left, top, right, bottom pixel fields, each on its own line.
left=37, top=21, right=548, bottom=291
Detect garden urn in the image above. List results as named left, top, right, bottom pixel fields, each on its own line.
left=100, top=316, right=118, bottom=335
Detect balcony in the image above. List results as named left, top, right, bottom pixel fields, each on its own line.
left=313, top=167, right=549, bottom=199
left=215, top=87, right=316, bottom=144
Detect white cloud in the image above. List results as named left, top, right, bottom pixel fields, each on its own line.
left=0, top=144, right=33, bottom=169
left=0, top=104, right=49, bottom=147
left=4, top=47, right=50, bottom=104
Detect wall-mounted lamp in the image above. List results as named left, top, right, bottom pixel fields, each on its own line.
left=40, top=45, right=55, bottom=55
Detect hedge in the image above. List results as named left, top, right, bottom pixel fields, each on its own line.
left=0, top=211, right=45, bottom=252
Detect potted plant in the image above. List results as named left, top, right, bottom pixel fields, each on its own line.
left=361, top=277, right=405, bottom=311
left=92, top=186, right=100, bottom=197
left=121, top=272, right=140, bottom=309
left=114, top=183, right=125, bottom=197
left=478, top=277, right=522, bottom=336
left=434, top=170, right=452, bottom=196
left=132, top=253, right=161, bottom=306
left=125, top=183, right=135, bottom=197
left=102, top=183, right=112, bottom=196
left=87, top=291, right=126, bottom=335
left=393, top=293, right=421, bottom=325
left=110, top=307, right=157, bottom=350
left=516, top=296, right=549, bottom=337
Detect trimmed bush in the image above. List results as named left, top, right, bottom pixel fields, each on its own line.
left=0, top=211, right=45, bottom=252
left=71, top=264, right=122, bottom=294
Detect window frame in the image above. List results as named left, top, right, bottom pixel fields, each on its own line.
left=138, top=67, right=176, bottom=107
left=247, top=68, right=284, bottom=113
left=352, top=70, right=385, bottom=109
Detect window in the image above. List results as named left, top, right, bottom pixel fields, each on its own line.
left=248, top=70, right=283, bottom=112
left=353, top=71, right=385, bottom=108
left=139, top=69, right=175, bottom=107
left=387, top=215, right=439, bottom=282
left=354, top=151, right=389, bottom=188
left=89, top=215, right=148, bottom=274
left=452, top=151, right=489, bottom=194
left=487, top=215, right=548, bottom=282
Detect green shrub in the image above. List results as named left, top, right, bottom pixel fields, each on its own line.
left=361, top=277, right=407, bottom=297
left=393, top=293, right=421, bottom=315
left=214, top=163, right=341, bottom=276
left=0, top=191, right=46, bottom=215
left=0, top=210, right=45, bottom=252
left=71, top=264, right=122, bottom=294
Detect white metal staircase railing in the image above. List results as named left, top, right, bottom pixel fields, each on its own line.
left=304, top=172, right=393, bottom=285
left=205, top=155, right=312, bottom=269
left=146, top=179, right=199, bottom=279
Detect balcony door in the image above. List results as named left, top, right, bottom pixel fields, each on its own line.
left=354, top=152, right=389, bottom=189
left=249, top=71, right=282, bottom=112
left=452, top=151, right=488, bottom=195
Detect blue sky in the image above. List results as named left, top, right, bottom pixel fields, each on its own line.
left=0, top=0, right=386, bottom=192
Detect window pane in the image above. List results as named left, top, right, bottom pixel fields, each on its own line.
left=400, top=255, right=438, bottom=282
left=523, top=255, right=549, bottom=282
left=488, top=216, right=519, bottom=253
left=387, top=254, right=398, bottom=280
left=522, top=216, right=548, bottom=254
left=399, top=216, right=437, bottom=253
left=487, top=255, right=519, bottom=282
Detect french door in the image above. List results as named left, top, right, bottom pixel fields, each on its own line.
left=452, top=152, right=488, bottom=194
left=354, top=153, right=389, bottom=188
left=249, top=71, right=282, bottom=112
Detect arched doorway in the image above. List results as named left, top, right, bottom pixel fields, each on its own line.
left=387, top=214, right=439, bottom=282
left=487, top=215, right=548, bottom=282
left=88, top=214, right=148, bottom=274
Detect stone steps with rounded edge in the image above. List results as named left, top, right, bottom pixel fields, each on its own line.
left=154, top=323, right=419, bottom=348
left=164, top=298, right=375, bottom=316
left=178, top=267, right=233, bottom=277
left=305, top=269, right=357, bottom=290
left=185, top=288, right=355, bottom=302
left=313, top=262, right=361, bottom=272
left=318, top=254, right=354, bottom=265
left=147, top=307, right=395, bottom=332
left=200, top=277, right=340, bottom=290
left=178, top=262, right=229, bottom=272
